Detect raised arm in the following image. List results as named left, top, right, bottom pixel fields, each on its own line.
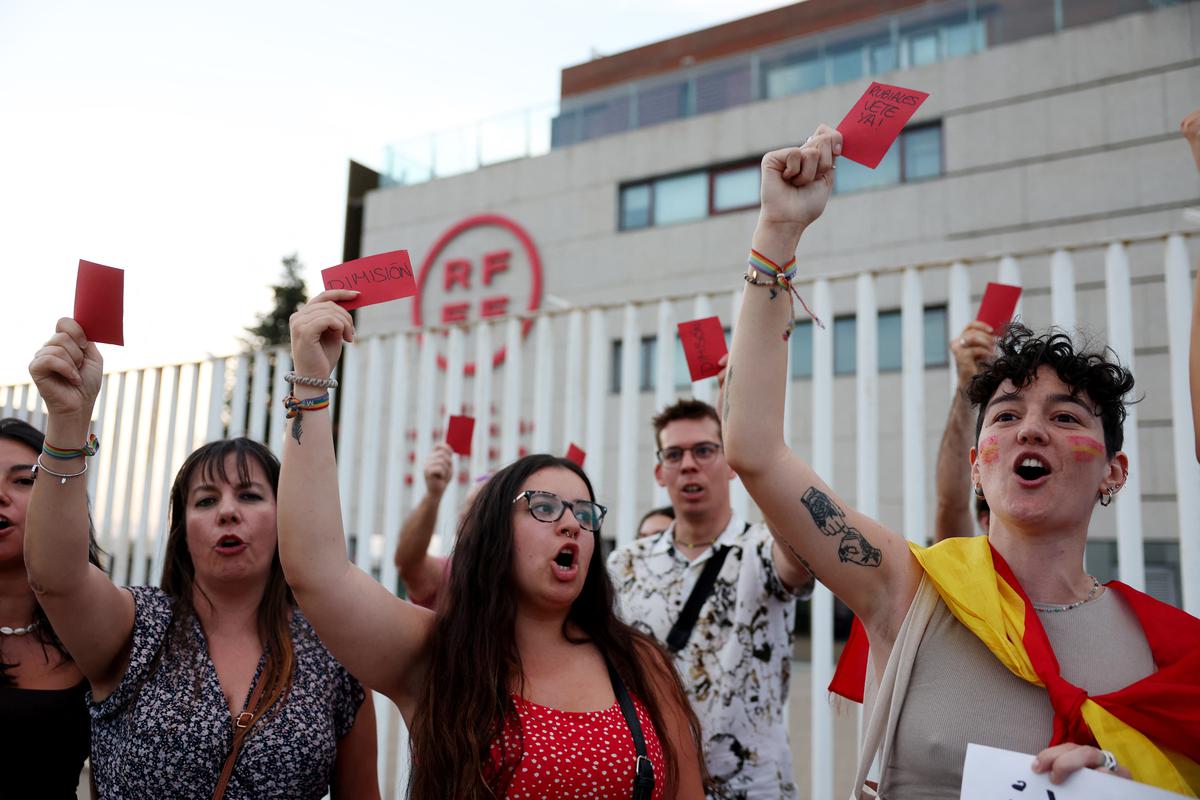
left=25, top=318, right=135, bottom=694
left=723, top=127, right=921, bottom=647
left=277, top=291, right=434, bottom=709
left=1183, top=110, right=1200, bottom=462
left=934, top=322, right=995, bottom=541
left=394, top=444, right=452, bottom=602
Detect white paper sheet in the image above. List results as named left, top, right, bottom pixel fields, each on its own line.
left=960, top=743, right=1189, bottom=800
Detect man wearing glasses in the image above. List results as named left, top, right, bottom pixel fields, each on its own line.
left=608, top=398, right=813, bottom=800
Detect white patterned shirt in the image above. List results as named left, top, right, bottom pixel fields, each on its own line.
left=607, top=515, right=800, bottom=800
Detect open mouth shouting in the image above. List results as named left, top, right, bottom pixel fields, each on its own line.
left=679, top=482, right=705, bottom=500
left=0, top=516, right=12, bottom=535
left=551, top=542, right=580, bottom=582
left=1013, top=453, right=1052, bottom=487
left=215, top=534, right=247, bottom=555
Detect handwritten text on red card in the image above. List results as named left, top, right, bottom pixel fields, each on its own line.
left=836, top=82, right=930, bottom=169
left=321, top=250, right=416, bottom=311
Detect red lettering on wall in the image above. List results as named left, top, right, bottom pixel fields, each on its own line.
left=480, top=296, right=509, bottom=318
left=482, top=250, right=511, bottom=286
left=441, top=302, right=470, bottom=324
left=444, top=259, right=471, bottom=290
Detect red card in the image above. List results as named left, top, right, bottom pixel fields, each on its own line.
left=836, top=82, right=930, bottom=169
left=321, top=250, right=416, bottom=311
left=678, top=317, right=727, bottom=382
left=445, top=415, right=475, bottom=456
left=976, top=283, right=1022, bottom=330
left=565, top=443, right=586, bottom=467
left=74, top=260, right=124, bottom=346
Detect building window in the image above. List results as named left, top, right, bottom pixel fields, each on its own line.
left=903, top=124, right=942, bottom=181
left=654, top=172, right=708, bottom=225
left=828, top=44, right=865, bottom=84
left=762, top=51, right=824, bottom=99
left=620, top=184, right=651, bottom=230
left=610, top=328, right=731, bottom=393
left=788, top=306, right=947, bottom=377
left=835, top=123, right=942, bottom=195
left=711, top=164, right=760, bottom=213
left=620, top=158, right=760, bottom=231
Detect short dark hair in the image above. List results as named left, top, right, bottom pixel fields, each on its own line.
left=966, top=325, right=1135, bottom=458
left=651, top=398, right=721, bottom=449
left=637, top=505, right=674, bottom=532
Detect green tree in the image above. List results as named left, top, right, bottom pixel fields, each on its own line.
left=245, top=254, right=308, bottom=349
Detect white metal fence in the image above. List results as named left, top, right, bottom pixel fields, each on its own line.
left=4, top=232, right=1197, bottom=799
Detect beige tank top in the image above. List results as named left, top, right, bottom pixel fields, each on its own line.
left=880, top=586, right=1156, bottom=799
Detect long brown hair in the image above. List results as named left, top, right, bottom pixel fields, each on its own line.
left=159, top=438, right=294, bottom=713
left=408, top=454, right=705, bottom=799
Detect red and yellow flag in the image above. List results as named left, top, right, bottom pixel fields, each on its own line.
left=913, top=536, right=1200, bottom=796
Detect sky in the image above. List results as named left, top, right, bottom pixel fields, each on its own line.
left=0, top=0, right=788, bottom=386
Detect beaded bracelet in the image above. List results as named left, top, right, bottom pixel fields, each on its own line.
left=284, top=371, right=338, bottom=389
left=32, top=455, right=88, bottom=485
left=745, top=249, right=825, bottom=340
left=42, top=433, right=100, bottom=460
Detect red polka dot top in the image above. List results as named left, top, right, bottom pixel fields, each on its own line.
left=491, top=693, right=668, bottom=799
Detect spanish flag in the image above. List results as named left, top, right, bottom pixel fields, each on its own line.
left=830, top=536, right=1200, bottom=795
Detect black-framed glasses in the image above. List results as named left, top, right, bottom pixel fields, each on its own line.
left=656, top=441, right=722, bottom=468
left=512, top=490, right=608, bottom=532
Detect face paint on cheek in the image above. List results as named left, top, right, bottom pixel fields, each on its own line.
left=1068, top=435, right=1105, bottom=463
left=979, top=436, right=1000, bottom=466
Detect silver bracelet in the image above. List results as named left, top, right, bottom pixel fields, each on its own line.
left=284, top=371, right=338, bottom=389
left=32, top=455, right=88, bottom=485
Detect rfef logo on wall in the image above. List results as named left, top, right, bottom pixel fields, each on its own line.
left=412, top=214, right=543, bottom=374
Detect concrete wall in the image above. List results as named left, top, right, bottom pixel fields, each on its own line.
left=356, top=4, right=1200, bottom=556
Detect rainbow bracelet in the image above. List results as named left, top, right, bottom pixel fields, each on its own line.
left=746, top=249, right=825, bottom=339
left=42, top=433, right=100, bottom=459
left=283, top=393, right=331, bottom=419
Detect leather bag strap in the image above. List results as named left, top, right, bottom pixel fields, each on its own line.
left=212, top=661, right=273, bottom=800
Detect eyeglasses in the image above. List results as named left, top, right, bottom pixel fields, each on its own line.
left=512, top=490, right=608, bottom=533
left=656, top=441, right=723, bottom=467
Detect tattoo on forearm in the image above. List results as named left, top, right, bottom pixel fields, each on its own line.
left=291, top=415, right=304, bottom=445
left=800, top=486, right=882, bottom=568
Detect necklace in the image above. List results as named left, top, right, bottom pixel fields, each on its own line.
left=673, top=537, right=716, bottom=549
left=1031, top=576, right=1101, bottom=613
left=0, top=620, right=40, bottom=636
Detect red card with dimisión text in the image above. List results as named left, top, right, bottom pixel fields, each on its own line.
left=321, top=250, right=416, bottom=311
left=836, top=82, right=930, bottom=169
left=678, top=317, right=727, bottom=382
left=74, top=260, right=125, bottom=346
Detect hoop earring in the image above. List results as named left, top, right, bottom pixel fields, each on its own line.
left=1099, top=486, right=1117, bottom=507
left=973, top=484, right=985, bottom=499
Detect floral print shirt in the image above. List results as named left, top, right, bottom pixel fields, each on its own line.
left=608, top=516, right=800, bottom=800
left=89, top=587, right=365, bottom=800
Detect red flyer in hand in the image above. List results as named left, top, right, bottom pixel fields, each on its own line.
left=74, top=260, right=124, bottom=346
left=446, top=415, right=475, bottom=456
left=678, top=317, right=727, bottom=382
left=836, top=82, right=930, bottom=169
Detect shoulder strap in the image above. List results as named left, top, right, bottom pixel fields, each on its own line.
left=607, top=662, right=655, bottom=800
left=212, top=660, right=273, bottom=800
left=665, top=530, right=743, bottom=653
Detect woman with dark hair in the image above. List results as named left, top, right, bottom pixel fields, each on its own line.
left=24, top=318, right=379, bottom=799
left=0, top=417, right=103, bottom=797
left=277, top=291, right=706, bottom=799
left=724, top=126, right=1200, bottom=797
